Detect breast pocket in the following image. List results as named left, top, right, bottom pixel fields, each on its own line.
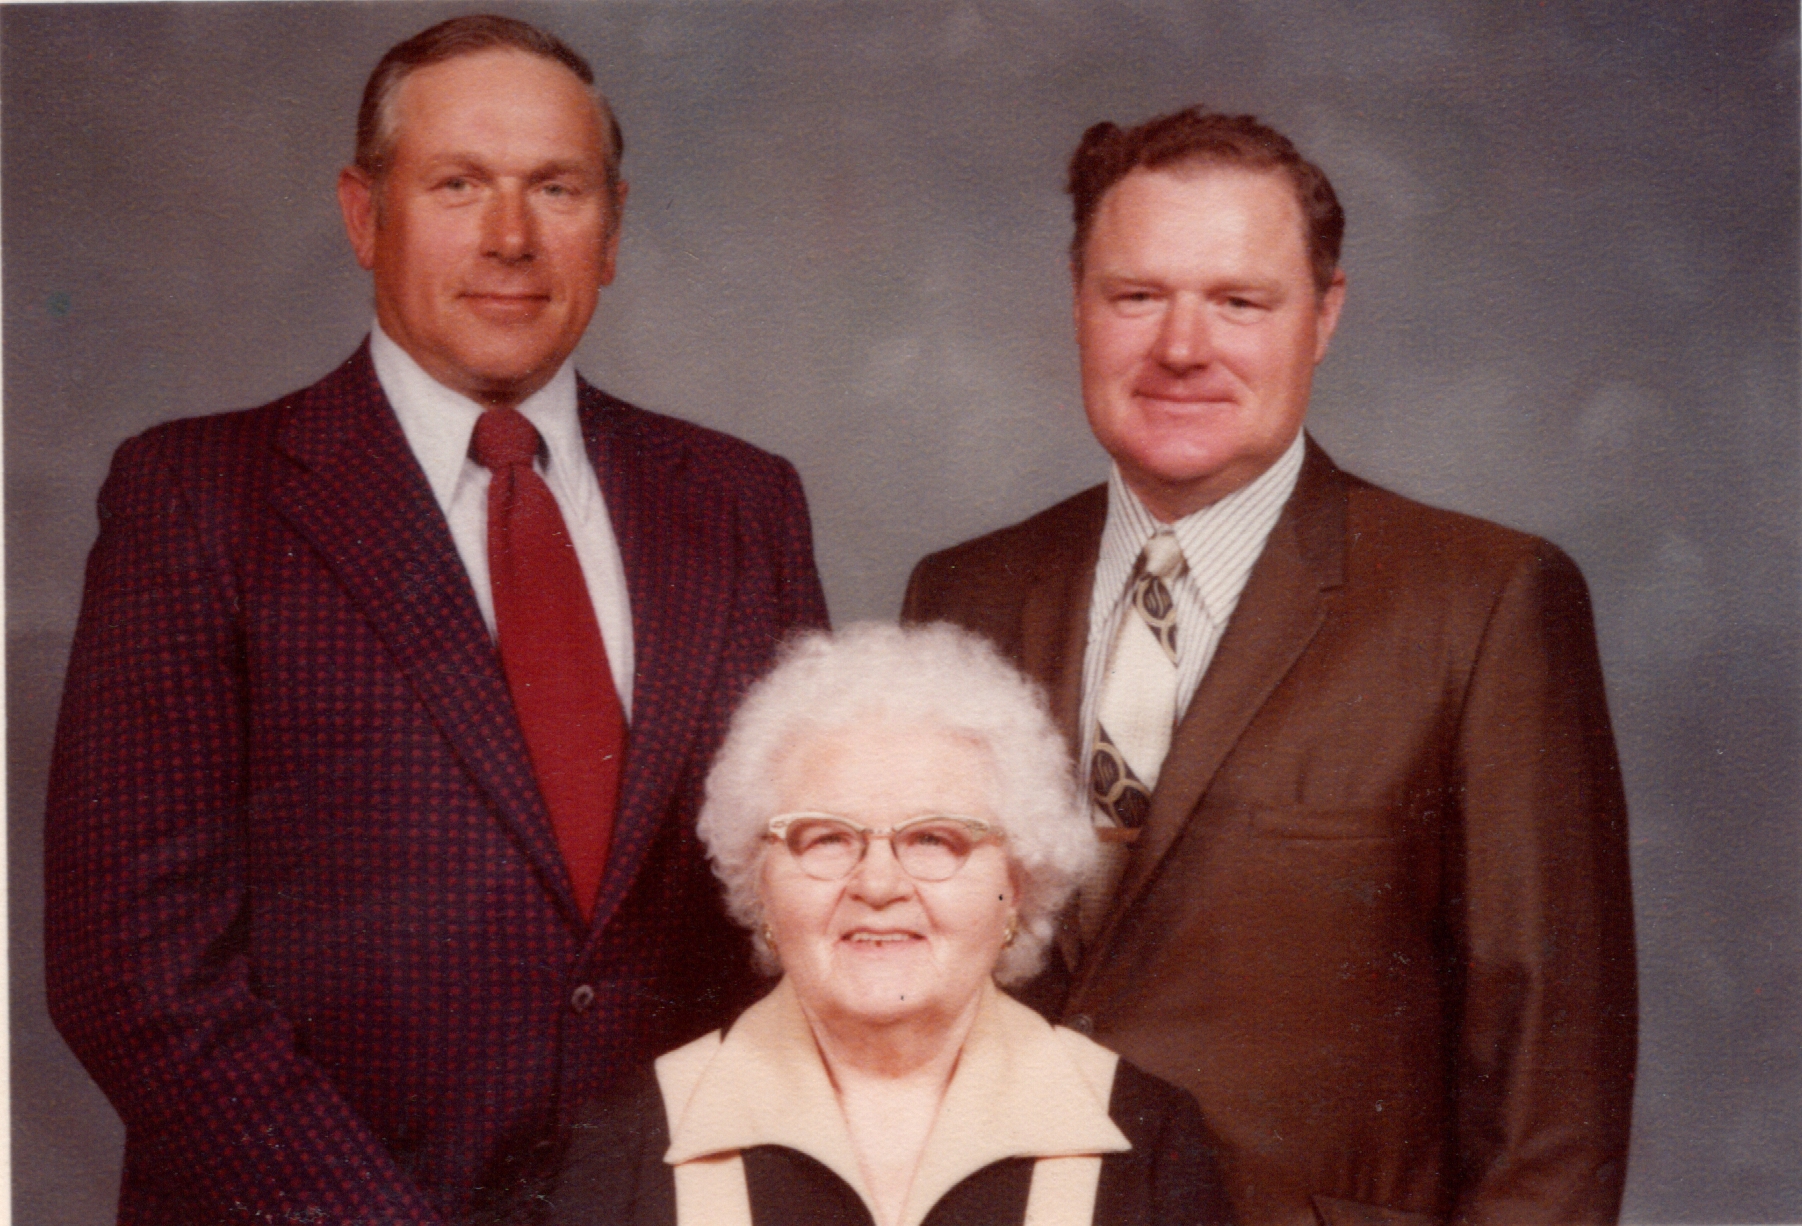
left=1247, top=804, right=1402, bottom=840
left=1223, top=801, right=1441, bottom=951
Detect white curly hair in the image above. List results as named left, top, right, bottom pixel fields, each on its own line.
left=697, top=621, right=1096, bottom=985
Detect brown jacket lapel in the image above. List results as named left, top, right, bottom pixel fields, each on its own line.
left=1072, top=440, right=1350, bottom=997
left=1019, top=503, right=1103, bottom=758
left=1011, top=493, right=1103, bottom=975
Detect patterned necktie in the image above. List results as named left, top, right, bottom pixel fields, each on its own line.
left=1081, top=530, right=1185, bottom=942
left=1091, top=531, right=1185, bottom=823
left=471, top=407, right=625, bottom=923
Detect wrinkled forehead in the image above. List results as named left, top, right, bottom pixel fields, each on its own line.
left=1107, top=158, right=1307, bottom=230
left=1081, top=159, right=1316, bottom=289
left=383, top=48, right=615, bottom=166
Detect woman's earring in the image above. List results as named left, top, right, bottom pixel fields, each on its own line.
left=1002, top=915, right=1020, bottom=948
left=760, top=922, right=777, bottom=952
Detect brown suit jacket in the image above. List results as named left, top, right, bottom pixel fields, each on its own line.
left=902, top=440, right=1636, bottom=1226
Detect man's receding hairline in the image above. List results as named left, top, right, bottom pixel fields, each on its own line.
left=1077, top=159, right=1328, bottom=295
left=1066, top=107, right=1344, bottom=294
left=369, top=48, right=619, bottom=183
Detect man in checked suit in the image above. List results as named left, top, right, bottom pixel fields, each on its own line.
left=45, top=16, right=826, bottom=1223
left=904, top=108, right=1637, bottom=1225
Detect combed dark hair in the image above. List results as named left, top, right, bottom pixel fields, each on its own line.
left=1067, top=106, right=1343, bottom=292
left=354, top=14, right=623, bottom=190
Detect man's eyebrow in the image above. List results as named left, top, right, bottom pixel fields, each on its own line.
left=417, top=153, right=488, bottom=173
left=1088, top=270, right=1163, bottom=286
left=414, top=154, right=600, bottom=179
left=526, top=160, right=601, bottom=182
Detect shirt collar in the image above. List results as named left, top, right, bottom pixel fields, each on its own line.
left=660, top=977, right=1128, bottom=1226
left=1098, top=428, right=1307, bottom=616
left=369, top=320, right=584, bottom=515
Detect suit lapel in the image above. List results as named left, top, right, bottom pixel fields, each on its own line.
left=1074, top=441, right=1349, bottom=995
left=1019, top=501, right=1104, bottom=757
left=580, top=385, right=735, bottom=936
left=264, top=346, right=582, bottom=923
left=1011, top=491, right=1105, bottom=975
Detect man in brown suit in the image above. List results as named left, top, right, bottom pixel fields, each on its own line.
left=903, top=108, right=1636, bottom=1226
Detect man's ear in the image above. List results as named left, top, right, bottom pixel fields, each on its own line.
left=1070, top=257, right=1084, bottom=334
left=338, top=166, right=379, bottom=271
left=1314, top=270, right=1347, bottom=363
left=598, top=179, right=629, bottom=286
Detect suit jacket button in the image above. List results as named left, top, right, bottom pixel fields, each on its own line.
left=569, top=984, right=596, bottom=1014
left=1067, top=1013, right=1095, bottom=1036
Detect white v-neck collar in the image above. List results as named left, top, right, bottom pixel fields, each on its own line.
left=659, top=977, right=1128, bottom=1226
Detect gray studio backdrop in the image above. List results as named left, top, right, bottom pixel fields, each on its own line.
left=6, top=2, right=1796, bottom=1222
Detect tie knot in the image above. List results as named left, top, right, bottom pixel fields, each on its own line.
left=470, top=407, right=543, bottom=472
left=1140, top=532, right=1185, bottom=581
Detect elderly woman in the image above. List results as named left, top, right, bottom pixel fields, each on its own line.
left=539, top=623, right=1230, bottom=1226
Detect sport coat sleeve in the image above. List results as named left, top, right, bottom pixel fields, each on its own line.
left=765, top=457, right=831, bottom=640
left=1446, top=542, right=1637, bottom=1224
left=45, top=427, right=444, bottom=1223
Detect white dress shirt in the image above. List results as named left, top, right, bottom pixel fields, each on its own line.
left=1078, top=430, right=1306, bottom=772
left=371, top=323, right=635, bottom=718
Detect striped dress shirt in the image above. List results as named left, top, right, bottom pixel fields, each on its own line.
left=373, top=321, right=636, bottom=716
left=1079, top=431, right=1306, bottom=778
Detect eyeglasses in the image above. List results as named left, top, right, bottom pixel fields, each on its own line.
left=763, top=813, right=1000, bottom=882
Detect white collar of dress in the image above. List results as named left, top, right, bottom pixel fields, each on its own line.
left=658, top=976, right=1130, bottom=1226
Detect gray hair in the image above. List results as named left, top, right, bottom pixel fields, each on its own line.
left=698, top=622, right=1097, bottom=985
left=354, top=15, right=624, bottom=197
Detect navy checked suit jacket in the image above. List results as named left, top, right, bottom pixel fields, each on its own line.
left=45, top=345, right=830, bottom=1224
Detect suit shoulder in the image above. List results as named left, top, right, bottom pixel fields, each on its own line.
left=1337, top=468, right=1587, bottom=592
left=903, top=485, right=1104, bottom=630
left=584, top=387, right=799, bottom=488
left=111, top=342, right=389, bottom=473
left=121, top=391, right=289, bottom=459
left=100, top=379, right=323, bottom=515
left=915, top=485, right=1107, bottom=583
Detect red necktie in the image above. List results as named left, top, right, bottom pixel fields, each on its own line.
left=471, top=407, right=625, bottom=922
